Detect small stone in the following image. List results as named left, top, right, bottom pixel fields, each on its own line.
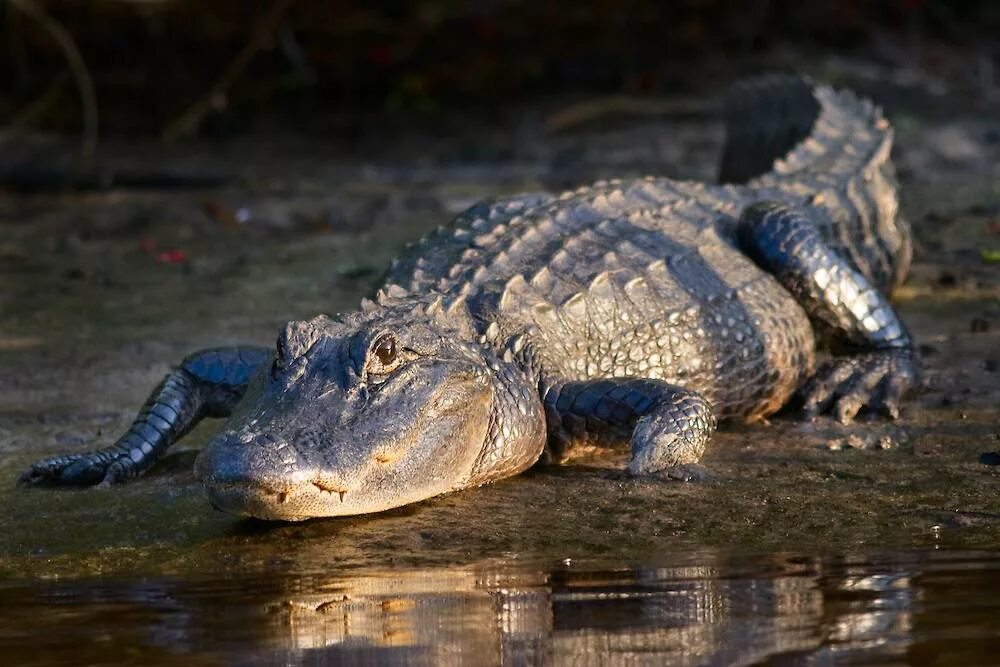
left=938, top=272, right=957, bottom=287
left=979, top=452, right=1000, bottom=466
left=845, top=434, right=867, bottom=449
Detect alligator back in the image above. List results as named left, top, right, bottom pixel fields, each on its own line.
left=384, top=178, right=814, bottom=421
left=381, top=76, right=909, bottom=421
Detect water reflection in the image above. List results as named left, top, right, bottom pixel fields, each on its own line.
left=2, top=551, right=998, bottom=665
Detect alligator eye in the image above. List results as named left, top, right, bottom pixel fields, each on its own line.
left=373, top=334, right=397, bottom=366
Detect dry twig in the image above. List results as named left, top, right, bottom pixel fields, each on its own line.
left=544, top=95, right=714, bottom=134
left=161, top=0, right=297, bottom=142
left=8, top=0, right=98, bottom=159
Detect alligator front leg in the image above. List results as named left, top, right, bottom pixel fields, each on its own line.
left=19, top=346, right=269, bottom=487
left=543, top=378, right=717, bottom=478
left=738, top=201, right=920, bottom=423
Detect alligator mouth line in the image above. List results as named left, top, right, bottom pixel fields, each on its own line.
left=201, top=482, right=292, bottom=511
left=207, top=480, right=292, bottom=500
left=206, top=479, right=347, bottom=506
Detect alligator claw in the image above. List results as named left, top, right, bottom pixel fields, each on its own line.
left=19, top=456, right=75, bottom=486
left=800, top=349, right=919, bottom=424
left=18, top=451, right=126, bottom=487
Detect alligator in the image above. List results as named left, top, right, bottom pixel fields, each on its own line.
left=19, top=76, right=919, bottom=521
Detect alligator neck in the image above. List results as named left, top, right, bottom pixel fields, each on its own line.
left=463, top=339, right=547, bottom=487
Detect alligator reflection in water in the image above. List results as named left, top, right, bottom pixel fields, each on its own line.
left=267, top=560, right=915, bottom=664
left=3, top=551, right=976, bottom=665
left=270, top=565, right=832, bottom=664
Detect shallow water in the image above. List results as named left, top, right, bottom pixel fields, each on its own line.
left=2, top=550, right=999, bottom=665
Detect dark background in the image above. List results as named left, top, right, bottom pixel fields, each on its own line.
left=3, top=0, right=998, bottom=144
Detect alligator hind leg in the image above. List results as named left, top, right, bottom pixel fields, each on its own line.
left=19, top=346, right=269, bottom=487
left=543, top=378, right=717, bottom=478
left=738, top=201, right=920, bottom=423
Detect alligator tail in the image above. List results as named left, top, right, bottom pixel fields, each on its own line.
left=719, top=74, right=910, bottom=291
left=718, top=74, right=894, bottom=187
left=718, top=74, right=821, bottom=184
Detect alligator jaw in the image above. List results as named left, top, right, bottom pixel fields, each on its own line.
left=203, top=478, right=356, bottom=521
left=192, top=437, right=347, bottom=521
left=196, top=443, right=394, bottom=521
left=204, top=480, right=306, bottom=521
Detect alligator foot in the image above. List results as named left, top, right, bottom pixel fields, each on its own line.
left=19, top=450, right=131, bottom=487
left=628, top=391, right=716, bottom=477
left=17, top=346, right=269, bottom=489
left=800, top=349, right=920, bottom=424
left=544, top=378, right=717, bottom=480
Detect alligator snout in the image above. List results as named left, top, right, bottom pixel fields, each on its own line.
left=195, top=432, right=342, bottom=521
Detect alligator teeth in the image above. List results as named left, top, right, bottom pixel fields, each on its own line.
left=311, top=479, right=348, bottom=502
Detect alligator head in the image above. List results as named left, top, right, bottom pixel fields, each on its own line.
left=194, top=297, right=546, bottom=520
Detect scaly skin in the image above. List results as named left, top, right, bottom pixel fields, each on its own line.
left=19, top=76, right=920, bottom=520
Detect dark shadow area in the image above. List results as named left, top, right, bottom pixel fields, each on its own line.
left=3, top=1, right=999, bottom=137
